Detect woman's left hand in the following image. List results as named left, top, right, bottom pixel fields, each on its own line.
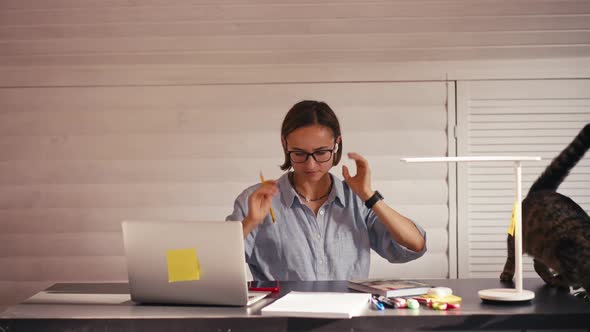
left=342, top=152, right=374, bottom=201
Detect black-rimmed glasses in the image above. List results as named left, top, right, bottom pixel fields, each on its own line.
left=287, top=146, right=336, bottom=163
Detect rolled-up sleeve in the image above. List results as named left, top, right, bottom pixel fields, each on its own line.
left=225, top=186, right=258, bottom=262
left=366, top=208, right=427, bottom=263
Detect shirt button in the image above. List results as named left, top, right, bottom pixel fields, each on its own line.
left=317, top=233, right=321, bottom=239
left=319, top=209, right=325, bottom=216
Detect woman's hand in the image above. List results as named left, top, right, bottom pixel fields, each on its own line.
left=244, top=180, right=278, bottom=229
left=342, top=152, right=374, bottom=201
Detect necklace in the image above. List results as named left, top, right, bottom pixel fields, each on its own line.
left=289, top=172, right=333, bottom=203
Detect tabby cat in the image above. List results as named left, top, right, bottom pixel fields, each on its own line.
left=500, top=123, right=590, bottom=298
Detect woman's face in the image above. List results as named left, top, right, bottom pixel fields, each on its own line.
left=284, top=125, right=339, bottom=182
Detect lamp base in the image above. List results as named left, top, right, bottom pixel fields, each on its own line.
left=478, top=288, right=535, bottom=302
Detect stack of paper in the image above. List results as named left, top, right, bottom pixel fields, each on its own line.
left=25, top=291, right=131, bottom=305
left=261, top=291, right=371, bottom=318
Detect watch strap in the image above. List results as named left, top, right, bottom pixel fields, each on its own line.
left=365, top=190, right=383, bottom=209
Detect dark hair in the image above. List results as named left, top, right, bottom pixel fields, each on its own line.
left=280, top=100, right=342, bottom=171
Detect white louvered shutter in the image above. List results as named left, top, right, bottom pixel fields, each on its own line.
left=456, top=79, right=590, bottom=278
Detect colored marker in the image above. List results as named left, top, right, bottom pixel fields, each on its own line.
left=370, top=295, right=384, bottom=310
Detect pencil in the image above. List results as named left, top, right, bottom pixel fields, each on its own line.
left=259, top=172, right=277, bottom=224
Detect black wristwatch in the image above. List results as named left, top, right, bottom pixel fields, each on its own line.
left=364, top=190, right=383, bottom=209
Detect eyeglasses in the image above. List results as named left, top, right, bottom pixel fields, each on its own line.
left=287, top=146, right=336, bottom=164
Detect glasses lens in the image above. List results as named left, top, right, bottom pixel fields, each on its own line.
left=290, top=151, right=308, bottom=163
left=313, top=150, right=333, bottom=162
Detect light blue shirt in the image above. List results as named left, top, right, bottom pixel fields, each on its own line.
left=226, top=172, right=427, bottom=281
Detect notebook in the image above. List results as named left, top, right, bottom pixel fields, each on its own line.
left=261, top=291, right=371, bottom=318
left=122, top=220, right=270, bottom=306
left=347, top=279, right=432, bottom=298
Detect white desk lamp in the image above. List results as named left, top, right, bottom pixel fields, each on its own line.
left=402, top=156, right=540, bottom=302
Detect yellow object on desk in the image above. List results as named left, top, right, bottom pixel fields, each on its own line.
left=420, top=293, right=462, bottom=305
left=259, top=172, right=276, bottom=224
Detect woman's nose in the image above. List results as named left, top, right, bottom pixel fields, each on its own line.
left=304, top=155, right=319, bottom=166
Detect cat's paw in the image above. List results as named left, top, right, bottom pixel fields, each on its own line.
left=573, top=290, right=589, bottom=303
left=544, top=275, right=570, bottom=289
left=500, top=271, right=513, bottom=282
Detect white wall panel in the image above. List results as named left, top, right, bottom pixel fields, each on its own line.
left=0, top=81, right=451, bottom=307
left=456, top=79, right=590, bottom=279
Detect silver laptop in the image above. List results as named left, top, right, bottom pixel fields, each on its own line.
left=121, top=220, right=270, bottom=306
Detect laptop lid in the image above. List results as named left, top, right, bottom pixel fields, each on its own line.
left=122, top=220, right=264, bottom=306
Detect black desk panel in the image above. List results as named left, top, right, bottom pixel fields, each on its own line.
left=1, top=278, right=588, bottom=331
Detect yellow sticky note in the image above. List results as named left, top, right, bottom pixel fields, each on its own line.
left=506, top=201, right=519, bottom=236
left=166, top=248, right=201, bottom=283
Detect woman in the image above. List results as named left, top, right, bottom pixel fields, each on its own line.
left=226, top=100, right=426, bottom=281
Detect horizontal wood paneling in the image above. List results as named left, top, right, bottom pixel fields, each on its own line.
left=470, top=256, right=534, bottom=264
left=468, top=128, right=590, bottom=137
left=0, top=233, right=124, bottom=257
left=467, top=196, right=590, bottom=205
left=0, top=0, right=584, bottom=10
left=0, top=158, right=447, bottom=185
left=466, top=79, right=590, bottom=98
left=2, top=47, right=590, bottom=67
left=0, top=227, right=448, bottom=257
left=3, top=31, right=590, bottom=57
left=0, top=204, right=448, bottom=234
left=1, top=1, right=590, bottom=87
left=0, top=257, right=128, bottom=281
left=0, top=84, right=445, bottom=112
left=0, top=207, right=230, bottom=233
left=370, top=252, right=448, bottom=279
left=468, top=144, right=590, bottom=153
left=0, top=179, right=447, bottom=209
left=3, top=59, right=590, bottom=87
left=2, top=15, right=590, bottom=41
left=0, top=80, right=449, bottom=305
left=0, top=252, right=451, bottom=281
left=2, top=2, right=590, bottom=26
left=1, top=0, right=354, bottom=9
left=0, top=281, right=53, bottom=311
left=470, top=271, right=539, bottom=278
left=0, top=132, right=445, bottom=161
left=0, top=107, right=444, bottom=135
left=468, top=113, right=589, bottom=125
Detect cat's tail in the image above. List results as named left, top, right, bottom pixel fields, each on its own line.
left=529, top=123, right=590, bottom=193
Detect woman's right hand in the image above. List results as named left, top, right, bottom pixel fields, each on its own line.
left=243, top=180, right=278, bottom=234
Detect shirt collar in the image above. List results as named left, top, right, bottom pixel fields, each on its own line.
left=278, top=172, right=346, bottom=208
left=330, top=173, right=346, bottom=208
left=278, top=173, right=297, bottom=207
